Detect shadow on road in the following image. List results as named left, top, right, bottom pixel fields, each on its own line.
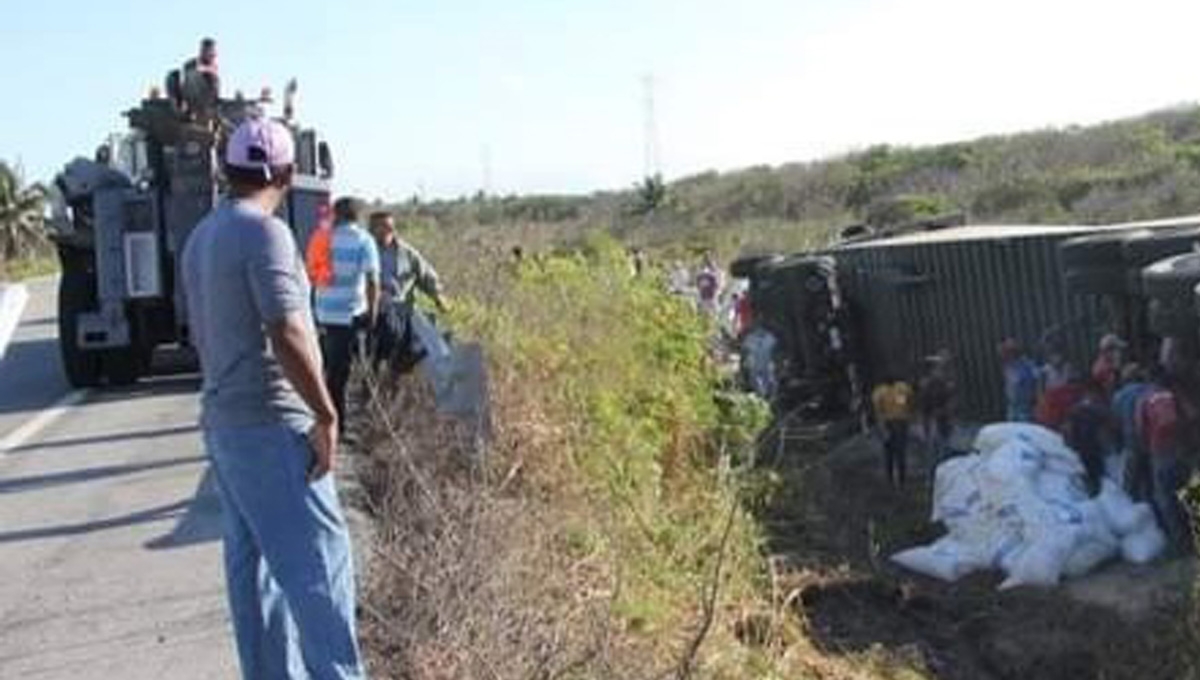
left=5, top=424, right=200, bottom=456
left=146, top=467, right=223, bottom=549
left=0, top=337, right=68, bottom=417
left=0, top=465, right=222, bottom=547
left=0, top=455, right=205, bottom=494
left=0, top=498, right=192, bottom=544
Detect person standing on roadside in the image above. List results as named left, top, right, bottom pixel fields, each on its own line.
left=695, top=251, right=723, bottom=316
left=1092, top=333, right=1127, bottom=398
left=999, top=338, right=1039, bottom=422
left=367, top=211, right=445, bottom=379
left=872, top=370, right=914, bottom=488
left=314, top=197, right=380, bottom=433
left=1112, top=363, right=1152, bottom=499
left=1136, top=366, right=1197, bottom=555
left=918, top=351, right=956, bottom=467
left=182, top=117, right=366, bottom=679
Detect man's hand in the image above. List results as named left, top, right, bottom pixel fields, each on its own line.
left=307, top=415, right=338, bottom=481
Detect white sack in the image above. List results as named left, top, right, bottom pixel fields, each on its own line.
left=1121, top=523, right=1168, bottom=564
left=931, top=455, right=983, bottom=524
left=890, top=537, right=977, bottom=582
left=998, top=527, right=1079, bottom=589
left=1097, top=480, right=1155, bottom=537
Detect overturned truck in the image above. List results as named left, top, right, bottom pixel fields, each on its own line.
left=47, top=56, right=334, bottom=388
left=739, top=216, right=1200, bottom=422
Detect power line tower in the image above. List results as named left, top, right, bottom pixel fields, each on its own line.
left=642, top=74, right=661, bottom=179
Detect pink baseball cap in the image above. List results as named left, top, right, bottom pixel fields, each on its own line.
left=225, top=116, right=295, bottom=177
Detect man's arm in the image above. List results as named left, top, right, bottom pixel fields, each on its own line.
left=267, top=313, right=339, bottom=479
left=363, top=235, right=382, bottom=325
left=406, top=243, right=445, bottom=309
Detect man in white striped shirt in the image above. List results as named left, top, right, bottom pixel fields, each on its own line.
left=314, top=197, right=380, bottom=433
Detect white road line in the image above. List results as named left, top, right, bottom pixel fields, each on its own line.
left=0, top=389, right=89, bottom=455
left=0, top=283, right=29, bottom=361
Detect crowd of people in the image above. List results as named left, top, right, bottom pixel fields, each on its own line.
left=871, top=331, right=1197, bottom=557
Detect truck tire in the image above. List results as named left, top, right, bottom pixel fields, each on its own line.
left=103, top=348, right=141, bottom=386
left=57, top=259, right=103, bottom=388
left=1148, top=300, right=1198, bottom=338
left=1142, top=253, right=1200, bottom=302
left=1063, top=266, right=1127, bottom=296
left=1123, top=226, right=1200, bottom=268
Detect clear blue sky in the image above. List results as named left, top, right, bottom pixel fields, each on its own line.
left=2, top=0, right=1198, bottom=200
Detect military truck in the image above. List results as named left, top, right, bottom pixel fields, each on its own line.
left=47, top=56, right=334, bottom=387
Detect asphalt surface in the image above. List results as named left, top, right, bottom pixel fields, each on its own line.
left=0, top=277, right=237, bottom=678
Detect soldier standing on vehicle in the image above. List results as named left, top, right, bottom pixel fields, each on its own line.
left=182, top=117, right=367, bottom=679
left=314, top=197, right=380, bottom=433
left=367, top=211, right=445, bottom=380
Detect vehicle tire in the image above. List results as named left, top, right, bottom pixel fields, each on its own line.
left=57, top=253, right=103, bottom=388
left=1148, top=300, right=1198, bottom=338
left=103, top=348, right=141, bottom=386
left=1141, top=253, right=1200, bottom=302
left=1063, top=266, right=1128, bottom=296
left=1060, top=231, right=1144, bottom=270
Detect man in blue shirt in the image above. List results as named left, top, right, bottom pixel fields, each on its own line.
left=314, top=197, right=380, bottom=433
left=999, top=338, right=1038, bottom=422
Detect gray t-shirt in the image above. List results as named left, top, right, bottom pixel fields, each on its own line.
left=182, top=199, right=315, bottom=430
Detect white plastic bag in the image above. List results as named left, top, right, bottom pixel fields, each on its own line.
left=1121, top=523, right=1168, bottom=564
left=982, top=441, right=1045, bottom=484
left=891, top=537, right=975, bottom=581
left=1063, top=537, right=1119, bottom=577
left=1097, top=480, right=1154, bottom=537
left=999, top=527, right=1079, bottom=589
left=1035, top=470, right=1088, bottom=504
left=931, top=455, right=983, bottom=524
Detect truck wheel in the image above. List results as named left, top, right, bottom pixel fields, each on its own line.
left=103, top=348, right=141, bottom=386
left=57, top=261, right=103, bottom=388
left=1148, top=301, right=1198, bottom=338
left=1142, top=253, right=1200, bottom=302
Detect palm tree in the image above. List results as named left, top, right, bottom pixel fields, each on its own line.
left=0, top=161, right=47, bottom=261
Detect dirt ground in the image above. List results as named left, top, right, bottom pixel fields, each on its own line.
left=761, top=427, right=1198, bottom=680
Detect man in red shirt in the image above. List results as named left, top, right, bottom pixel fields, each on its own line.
left=1135, top=367, right=1195, bottom=554
left=1036, top=367, right=1087, bottom=432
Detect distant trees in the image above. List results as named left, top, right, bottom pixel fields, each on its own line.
left=632, top=173, right=668, bottom=215
left=0, top=162, right=47, bottom=261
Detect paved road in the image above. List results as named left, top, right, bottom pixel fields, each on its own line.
left=0, top=278, right=236, bottom=678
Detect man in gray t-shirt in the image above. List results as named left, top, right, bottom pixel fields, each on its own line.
left=181, top=117, right=366, bottom=679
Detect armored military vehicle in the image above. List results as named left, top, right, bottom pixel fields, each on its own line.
left=47, top=52, right=333, bottom=387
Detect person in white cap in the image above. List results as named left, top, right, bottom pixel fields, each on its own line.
left=182, top=116, right=367, bottom=679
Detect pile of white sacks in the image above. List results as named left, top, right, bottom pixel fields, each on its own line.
left=891, top=423, right=1167, bottom=588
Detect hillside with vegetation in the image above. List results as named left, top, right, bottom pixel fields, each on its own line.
left=359, top=106, right=1200, bottom=678
left=396, top=104, right=1200, bottom=258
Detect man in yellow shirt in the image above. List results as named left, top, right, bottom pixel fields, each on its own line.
left=872, top=372, right=915, bottom=488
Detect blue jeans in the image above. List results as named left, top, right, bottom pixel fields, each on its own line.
left=204, top=423, right=366, bottom=680
left=1151, top=454, right=1193, bottom=554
